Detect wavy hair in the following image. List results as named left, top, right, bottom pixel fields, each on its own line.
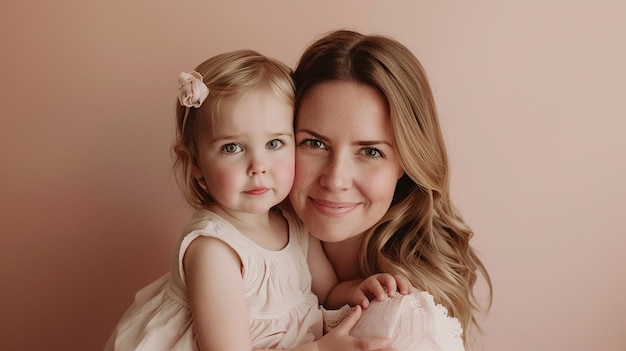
left=293, top=29, right=492, bottom=345
left=172, top=49, right=295, bottom=209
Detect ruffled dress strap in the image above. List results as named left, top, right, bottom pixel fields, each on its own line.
left=169, top=209, right=265, bottom=292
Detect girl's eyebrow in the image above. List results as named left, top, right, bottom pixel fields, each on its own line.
left=209, top=134, right=241, bottom=143
left=269, top=131, right=294, bottom=138
left=210, top=131, right=293, bottom=143
left=296, top=128, right=393, bottom=147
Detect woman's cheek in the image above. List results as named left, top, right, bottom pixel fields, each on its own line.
left=366, top=168, right=402, bottom=206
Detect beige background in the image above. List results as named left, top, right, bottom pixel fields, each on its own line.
left=1, top=1, right=624, bottom=350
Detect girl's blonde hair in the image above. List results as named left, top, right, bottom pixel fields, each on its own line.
left=293, top=30, right=492, bottom=346
left=172, top=49, right=295, bottom=209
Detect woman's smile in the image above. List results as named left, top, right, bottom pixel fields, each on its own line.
left=309, top=197, right=360, bottom=217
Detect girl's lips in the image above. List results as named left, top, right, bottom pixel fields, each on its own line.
left=309, top=197, right=359, bottom=217
left=244, top=187, right=268, bottom=195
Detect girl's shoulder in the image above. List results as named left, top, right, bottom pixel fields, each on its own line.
left=178, top=209, right=249, bottom=250
left=183, top=209, right=227, bottom=232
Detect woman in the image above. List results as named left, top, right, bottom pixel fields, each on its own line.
left=289, top=29, right=492, bottom=350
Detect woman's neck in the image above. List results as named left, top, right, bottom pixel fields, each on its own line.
left=322, top=234, right=364, bottom=281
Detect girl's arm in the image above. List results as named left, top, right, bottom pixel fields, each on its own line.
left=324, top=274, right=411, bottom=310
left=307, top=234, right=410, bottom=309
left=184, top=235, right=253, bottom=351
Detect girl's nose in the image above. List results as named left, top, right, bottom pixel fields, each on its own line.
left=248, top=155, right=267, bottom=176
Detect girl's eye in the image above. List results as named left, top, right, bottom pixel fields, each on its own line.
left=222, top=143, right=242, bottom=154
left=362, top=147, right=384, bottom=158
left=301, top=138, right=325, bottom=149
left=266, top=139, right=284, bottom=150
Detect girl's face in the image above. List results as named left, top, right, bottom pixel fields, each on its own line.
left=289, top=81, right=403, bottom=243
left=194, top=88, right=295, bottom=216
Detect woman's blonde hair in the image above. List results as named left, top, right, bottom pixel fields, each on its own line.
left=172, top=49, right=295, bottom=209
left=293, top=29, right=492, bottom=345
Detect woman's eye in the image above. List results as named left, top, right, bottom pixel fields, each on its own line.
left=266, top=139, right=284, bottom=150
left=222, top=143, right=242, bottom=154
left=362, top=147, right=384, bottom=158
left=302, top=138, right=325, bottom=149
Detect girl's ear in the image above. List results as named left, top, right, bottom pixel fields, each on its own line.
left=192, top=165, right=209, bottom=191
left=191, top=165, right=204, bottom=181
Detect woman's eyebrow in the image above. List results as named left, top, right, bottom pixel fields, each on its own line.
left=296, top=129, right=393, bottom=147
left=295, top=129, right=328, bottom=141
left=355, top=140, right=394, bottom=147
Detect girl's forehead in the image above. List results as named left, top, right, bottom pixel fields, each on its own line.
left=201, top=88, right=294, bottom=138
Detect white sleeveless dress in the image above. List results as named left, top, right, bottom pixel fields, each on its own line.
left=104, top=209, right=323, bottom=350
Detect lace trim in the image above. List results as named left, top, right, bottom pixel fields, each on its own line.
left=412, top=290, right=463, bottom=339
left=321, top=305, right=352, bottom=333
left=322, top=290, right=464, bottom=342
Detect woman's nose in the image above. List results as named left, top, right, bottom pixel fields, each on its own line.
left=319, top=155, right=351, bottom=191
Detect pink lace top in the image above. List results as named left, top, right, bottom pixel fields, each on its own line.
left=323, top=289, right=464, bottom=351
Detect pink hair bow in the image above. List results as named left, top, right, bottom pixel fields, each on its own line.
left=177, top=71, right=209, bottom=108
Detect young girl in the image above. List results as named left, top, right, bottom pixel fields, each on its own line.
left=104, top=49, right=405, bottom=351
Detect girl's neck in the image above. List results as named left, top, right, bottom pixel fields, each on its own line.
left=322, top=234, right=364, bottom=281
left=208, top=205, right=288, bottom=251
left=208, top=205, right=271, bottom=228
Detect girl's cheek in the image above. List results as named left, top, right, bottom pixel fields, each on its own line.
left=293, top=157, right=317, bottom=186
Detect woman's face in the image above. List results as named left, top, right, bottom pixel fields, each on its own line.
left=289, top=81, right=403, bottom=243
